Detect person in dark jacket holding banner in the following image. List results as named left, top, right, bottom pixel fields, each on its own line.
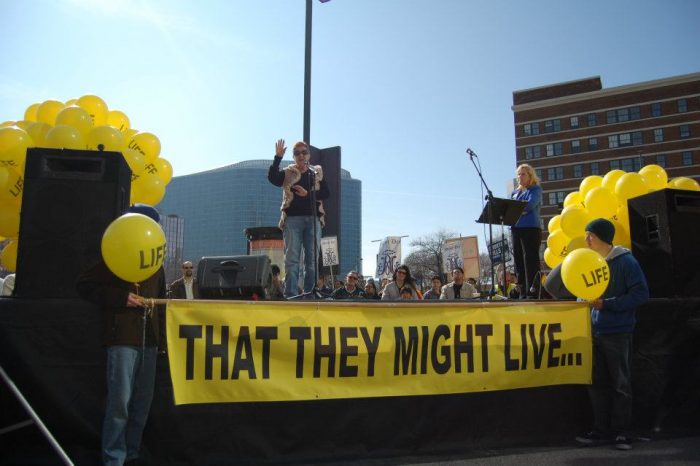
left=77, top=204, right=166, bottom=466
left=576, top=218, right=649, bottom=451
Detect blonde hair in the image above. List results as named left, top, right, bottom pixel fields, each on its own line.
left=516, top=163, right=539, bottom=190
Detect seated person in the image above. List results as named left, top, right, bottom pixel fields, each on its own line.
left=423, top=275, right=443, bottom=300
left=440, top=267, right=478, bottom=300
left=331, top=271, right=364, bottom=299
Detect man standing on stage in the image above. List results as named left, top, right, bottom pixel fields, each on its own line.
left=576, top=218, right=649, bottom=451
left=268, top=139, right=330, bottom=298
left=169, top=261, right=198, bottom=299
left=77, top=204, right=166, bottom=466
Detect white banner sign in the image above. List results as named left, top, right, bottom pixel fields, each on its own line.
left=375, top=236, right=402, bottom=279
left=320, top=236, right=339, bottom=267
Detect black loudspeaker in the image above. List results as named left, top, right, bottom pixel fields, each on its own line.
left=628, top=188, right=700, bottom=298
left=197, top=255, right=271, bottom=300
left=15, top=148, right=131, bottom=298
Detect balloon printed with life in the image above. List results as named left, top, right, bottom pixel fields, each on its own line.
left=0, top=95, right=173, bottom=279
left=543, top=165, right=699, bottom=300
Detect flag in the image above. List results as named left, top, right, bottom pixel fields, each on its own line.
left=375, top=236, right=402, bottom=279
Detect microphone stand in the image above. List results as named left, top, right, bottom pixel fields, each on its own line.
left=467, top=148, right=497, bottom=298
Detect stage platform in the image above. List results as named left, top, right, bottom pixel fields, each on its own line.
left=1, top=297, right=698, bottom=465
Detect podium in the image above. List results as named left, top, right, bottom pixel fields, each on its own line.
left=476, top=197, right=527, bottom=296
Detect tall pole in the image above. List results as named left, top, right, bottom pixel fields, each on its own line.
left=303, top=0, right=312, bottom=144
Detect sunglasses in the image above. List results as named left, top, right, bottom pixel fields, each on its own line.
left=396, top=270, right=407, bottom=275
left=348, top=276, right=358, bottom=280
left=183, top=266, right=193, bottom=269
left=293, top=149, right=309, bottom=156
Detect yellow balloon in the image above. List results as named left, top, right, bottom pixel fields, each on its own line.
left=610, top=219, right=631, bottom=248
left=77, top=95, right=109, bottom=126
left=584, top=187, right=618, bottom=219
left=14, top=120, right=33, bottom=131
left=566, top=236, right=587, bottom=253
left=126, top=132, right=161, bottom=162
left=561, top=248, right=610, bottom=301
left=1, top=240, right=18, bottom=272
left=563, top=191, right=584, bottom=209
left=24, top=102, right=41, bottom=122
left=25, top=122, right=52, bottom=147
left=101, top=213, right=166, bottom=283
left=546, top=229, right=571, bottom=258
left=613, top=204, right=630, bottom=233
left=0, top=121, right=16, bottom=128
left=544, top=248, right=562, bottom=269
left=36, top=99, right=65, bottom=125
left=55, top=105, right=94, bottom=136
left=121, top=148, right=145, bottom=174
left=560, top=206, right=592, bottom=239
left=132, top=174, right=166, bottom=206
left=601, top=169, right=625, bottom=192
left=45, top=125, right=86, bottom=150
left=86, top=125, right=124, bottom=152
left=579, top=176, right=603, bottom=198
left=65, top=98, right=78, bottom=106
left=0, top=126, right=33, bottom=170
left=107, top=110, right=131, bottom=133
left=668, top=177, right=700, bottom=192
left=615, top=172, right=649, bottom=202
left=0, top=206, right=20, bottom=238
left=154, top=157, right=172, bottom=184
left=0, top=167, right=23, bottom=206
left=547, top=215, right=561, bottom=234
left=639, top=164, right=668, bottom=191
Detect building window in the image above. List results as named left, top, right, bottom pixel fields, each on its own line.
left=608, top=135, right=619, bottom=148
left=680, top=125, right=690, bottom=138
left=544, top=119, right=561, bottom=133
left=587, top=113, right=597, bottom=126
left=523, top=123, right=540, bottom=136
left=653, top=128, right=664, bottom=142
left=548, top=191, right=565, bottom=206
left=682, top=151, right=693, bottom=166
left=570, top=116, right=579, bottom=129
left=619, top=133, right=631, bottom=147
left=533, top=145, right=541, bottom=158
left=656, top=154, right=666, bottom=167
left=535, top=168, right=543, bottom=180
left=548, top=192, right=557, bottom=206
left=525, top=146, right=541, bottom=159
left=545, top=143, right=563, bottom=157
left=651, top=102, right=662, bottom=117
left=632, top=131, right=643, bottom=145
left=547, top=167, right=564, bottom=181
left=610, top=160, right=620, bottom=170
left=678, top=98, right=688, bottom=113
left=621, top=158, right=635, bottom=172
left=590, top=162, right=600, bottom=175
left=606, top=110, right=617, bottom=124
left=573, top=164, right=583, bottom=178
left=630, top=106, right=641, bottom=120
left=589, top=138, right=598, bottom=151
left=571, top=140, right=581, bottom=153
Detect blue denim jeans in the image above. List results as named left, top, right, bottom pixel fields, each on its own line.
left=102, top=345, right=157, bottom=466
left=283, top=215, right=321, bottom=297
left=588, top=333, right=633, bottom=436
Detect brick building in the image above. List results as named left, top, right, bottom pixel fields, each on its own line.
left=512, top=72, right=700, bottom=237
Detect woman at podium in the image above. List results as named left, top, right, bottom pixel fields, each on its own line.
left=510, top=164, right=542, bottom=298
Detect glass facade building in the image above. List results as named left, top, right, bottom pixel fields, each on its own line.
left=156, top=160, right=362, bottom=278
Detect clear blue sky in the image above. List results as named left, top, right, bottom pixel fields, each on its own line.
left=2, top=0, right=699, bottom=276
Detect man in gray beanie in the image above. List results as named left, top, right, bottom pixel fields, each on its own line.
left=576, top=218, right=649, bottom=451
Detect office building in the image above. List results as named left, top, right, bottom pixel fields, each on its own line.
left=512, top=72, right=700, bottom=230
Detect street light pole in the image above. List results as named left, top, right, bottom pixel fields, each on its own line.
left=303, top=0, right=313, bottom=144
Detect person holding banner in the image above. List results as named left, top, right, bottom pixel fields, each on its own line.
left=268, top=139, right=330, bottom=298
left=381, top=264, right=420, bottom=300
left=76, top=204, right=166, bottom=466
left=576, top=218, right=649, bottom=451
left=510, top=163, right=543, bottom=299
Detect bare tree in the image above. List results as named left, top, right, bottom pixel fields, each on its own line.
left=406, top=229, right=458, bottom=287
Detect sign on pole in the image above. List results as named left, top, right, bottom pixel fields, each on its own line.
left=375, top=236, right=402, bottom=279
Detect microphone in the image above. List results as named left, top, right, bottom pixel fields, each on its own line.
left=466, top=148, right=477, bottom=158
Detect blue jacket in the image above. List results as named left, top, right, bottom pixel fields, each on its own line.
left=511, top=184, right=542, bottom=228
left=591, top=246, right=649, bottom=335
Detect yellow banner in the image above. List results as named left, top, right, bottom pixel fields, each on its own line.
left=166, top=300, right=591, bottom=405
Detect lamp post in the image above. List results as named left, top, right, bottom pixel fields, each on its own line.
left=303, top=0, right=331, bottom=144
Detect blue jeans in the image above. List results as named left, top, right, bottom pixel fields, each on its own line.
left=283, top=215, right=321, bottom=297
left=588, top=333, right=633, bottom=436
left=103, top=346, right=157, bottom=466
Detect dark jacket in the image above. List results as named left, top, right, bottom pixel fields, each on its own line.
left=332, top=287, right=364, bottom=299
left=169, top=277, right=199, bottom=299
left=77, top=260, right=166, bottom=347
left=592, top=246, right=649, bottom=335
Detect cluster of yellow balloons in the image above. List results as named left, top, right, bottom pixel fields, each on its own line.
left=0, top=94, right=173, bottom=273
left=544, top=165, right=700, bottom=272
left=101, top=213, right=167, bottom=283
